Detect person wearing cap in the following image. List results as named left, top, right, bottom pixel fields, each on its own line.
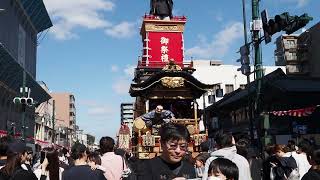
left=139, top=105, right=175, bottom=128
left=0, top=140, right=37, bottom=180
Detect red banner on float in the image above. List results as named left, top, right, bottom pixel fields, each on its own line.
left=145, top=32, right=183, bottom=67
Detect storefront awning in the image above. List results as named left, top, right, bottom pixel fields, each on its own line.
left=206, top=68, right=320, bottom=111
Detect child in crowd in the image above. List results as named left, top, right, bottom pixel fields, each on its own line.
left=208, top=158, right=239, bottom=180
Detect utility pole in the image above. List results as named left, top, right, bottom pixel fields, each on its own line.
left=242, top=0, right=255, bottom=143
left=52, top=100, right=55, bottom=143
left=252, top=0, right=264, bottom=147
left=252, top=0, right=263, bottom=97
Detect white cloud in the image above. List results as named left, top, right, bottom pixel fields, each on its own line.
left=124, top=65, right=136, bottom=77
left=104, top=21, right=136, bottom=38
left=111, top=65, right=119, bottom=72
left=186, top=22, right=243, bottom=59
left=297, top=0, right=309, bottom=7
left=279, top=0, right=309, bottom=7
left=87, top=106, right=114, bottom=116
left=213, top=12, right=223, bottom=22
left=79, top=99, right=115, bottom=117
left=112, top=79, right=130, bottom=95
left=44, top=0, right=114, bottom=40
left=78, top=99, right=99, bottom=107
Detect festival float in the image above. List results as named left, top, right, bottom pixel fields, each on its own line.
left=118, top=1, right=218, bottom=159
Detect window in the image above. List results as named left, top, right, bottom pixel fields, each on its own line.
left=240, top=84, right=246, bottom=89
left=69, top=95, right=75, bottom=102
left=286, top=52, right=297, bottom=61
left=225, top=84, right=234, bottom=94
left=285, top=40, right=296, bottom=49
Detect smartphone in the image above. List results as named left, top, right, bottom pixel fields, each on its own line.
left=40, top=151, right=47, bottom=164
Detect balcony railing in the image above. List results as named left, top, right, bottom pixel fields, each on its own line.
left=69, top=96, right=75, bottom=104
left=70, top=107, right=76, bottom=113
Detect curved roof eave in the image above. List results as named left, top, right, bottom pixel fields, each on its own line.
left=129, top=71, right=217, bottom=97
left=131, top=71, right=216, bottom=89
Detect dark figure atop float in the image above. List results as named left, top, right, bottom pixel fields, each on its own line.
left=139, top=105, right=175, bottom=128
left=150, top=0, right=173, bottom=20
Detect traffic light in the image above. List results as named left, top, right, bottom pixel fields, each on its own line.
left=237, top=45, right=251, bottom=75
left=284, top=13, right=313, bottom=34
left=261, top=10, right=271, bottom=44
left=13, top=97, right=34, bottom=106
left=262, top=11, right=313, bottom=43
left=263, top=12, right=290, bottom=37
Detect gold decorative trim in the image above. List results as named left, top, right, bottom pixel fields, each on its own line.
left=145, top=23, right=185, bottom=32
left=161, top=77, right=185, bottom=88
left=162, top=61, right=182, bottom=71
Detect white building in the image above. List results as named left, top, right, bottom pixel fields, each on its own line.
left=76, top=130, right=88, bottom=146
left=192, top=60, right=285, bottom=109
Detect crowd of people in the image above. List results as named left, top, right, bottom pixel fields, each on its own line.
left=0, top=124, right=320, bottom=180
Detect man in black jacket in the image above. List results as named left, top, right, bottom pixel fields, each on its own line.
left=150, top=0, right=173, bottom=20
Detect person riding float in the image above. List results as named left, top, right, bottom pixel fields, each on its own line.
left=133, top=105, right=175, bottom=134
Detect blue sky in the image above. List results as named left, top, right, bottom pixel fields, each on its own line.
left=37, top=0, right=320, bottom=140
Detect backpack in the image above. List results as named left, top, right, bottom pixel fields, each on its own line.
left=275, top=156, right=300, bottom=180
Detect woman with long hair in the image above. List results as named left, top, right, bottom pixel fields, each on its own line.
left=34, top=147, right=63, bottom=180
left=0, top=141, right=37, bottom=180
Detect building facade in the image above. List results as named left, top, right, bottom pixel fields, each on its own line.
left=274, top=22, right=320, bottom=77
left=76, top=129, right=95, bottom=149
left=192, top=60, right=285, bottom=109
left=34, top=82, right=54, bottom=146
left=50, top=93, right=77, bottom=148
left=0, top=0, right=52, bottom=141
left=120, top=103, right=134, bottom=135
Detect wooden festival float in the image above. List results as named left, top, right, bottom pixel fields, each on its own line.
left=118, top=15, right=217, bottom=159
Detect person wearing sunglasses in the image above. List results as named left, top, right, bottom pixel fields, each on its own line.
left=140, top=123, right=196, bottom=180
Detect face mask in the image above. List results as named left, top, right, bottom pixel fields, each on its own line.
left=207, top=176, right=222, bottom=180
